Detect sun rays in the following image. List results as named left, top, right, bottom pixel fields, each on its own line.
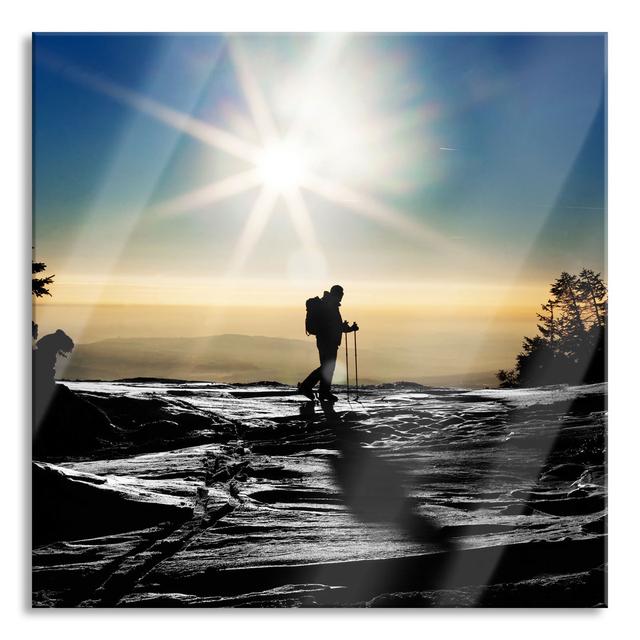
left=44, top=35, right=449, bottom=279
left=146, top=36, right=454, bottom=276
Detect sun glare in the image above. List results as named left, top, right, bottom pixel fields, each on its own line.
left=256, top=142, right=306, bottom=192
left=110, top=35, right=448, bottom=273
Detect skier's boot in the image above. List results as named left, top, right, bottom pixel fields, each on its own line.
left=297, top=382, right=315, bottom=401
left=319, top=390, right=339, bottom=403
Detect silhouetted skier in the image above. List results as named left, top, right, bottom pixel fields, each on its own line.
left=298, top=284, right=358, bottom=402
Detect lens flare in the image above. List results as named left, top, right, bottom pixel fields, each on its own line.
left=52, top=34, right=450, bottom=280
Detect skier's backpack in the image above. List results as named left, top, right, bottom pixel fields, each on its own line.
left=305, top=296, right=322, bottom=335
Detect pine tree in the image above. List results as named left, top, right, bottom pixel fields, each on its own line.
left=496, top=268, right=607, bottom=387
left=550, top=272, right=585, bottom=333
left=537, top=299, right=556, bottom=350
left=32, top=260, right=54, bottom=298
left=577, top=269, right=607, bottom=328
left=32, top=257, right=55, bottom=342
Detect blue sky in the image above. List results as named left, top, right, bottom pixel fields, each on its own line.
left=33, top=33, right=606, bottom=299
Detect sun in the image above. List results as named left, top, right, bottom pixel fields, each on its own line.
left=139, top=36, right=446, bottom=274
left=256, top=142, right=306, bottom=192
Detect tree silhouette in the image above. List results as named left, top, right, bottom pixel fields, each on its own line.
left=578, top=268, right=607, bottom=327
left=497, top=269, right=607, bottom=387
left=32, top=260, right=54, bottom=298
left=550, top=272, right=584, bottom=332
left=32, top=257, right=55, bottom=341
left=537, top=298, right=556, bottom=347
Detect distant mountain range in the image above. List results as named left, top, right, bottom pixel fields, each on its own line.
left=57, top=334, right=498, bottom=388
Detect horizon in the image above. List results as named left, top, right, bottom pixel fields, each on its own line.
left=34, top=295, right=547, bottom=383
left=52, top=332, right=504, bottom=388
left=33, top=33, right=606, bottom=383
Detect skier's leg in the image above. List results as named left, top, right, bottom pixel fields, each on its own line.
left=319, top=344, right=338, bottom=396
left=298, top=342, right=323, bottom=398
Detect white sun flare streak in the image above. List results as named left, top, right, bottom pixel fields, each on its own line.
left=302, top=171, right=449, bottom=248
left=284, top=34, right=349, bottom=146
left=282, top=188, right=320, bottom=254
left=149, top=169, right=262, bottom=218
left=228, top=38, right=280, bottom=144
left=40, top=53, right=259, bottom=164
left=226, top=188, right=279, bottom=275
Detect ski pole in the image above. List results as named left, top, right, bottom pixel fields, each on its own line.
left=345, top=331, right=350, bottom=398
left=354, top=328, right=359, bottom=400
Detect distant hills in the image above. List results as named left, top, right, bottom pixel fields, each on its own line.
left=57, top=334, right=498, bottom=388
